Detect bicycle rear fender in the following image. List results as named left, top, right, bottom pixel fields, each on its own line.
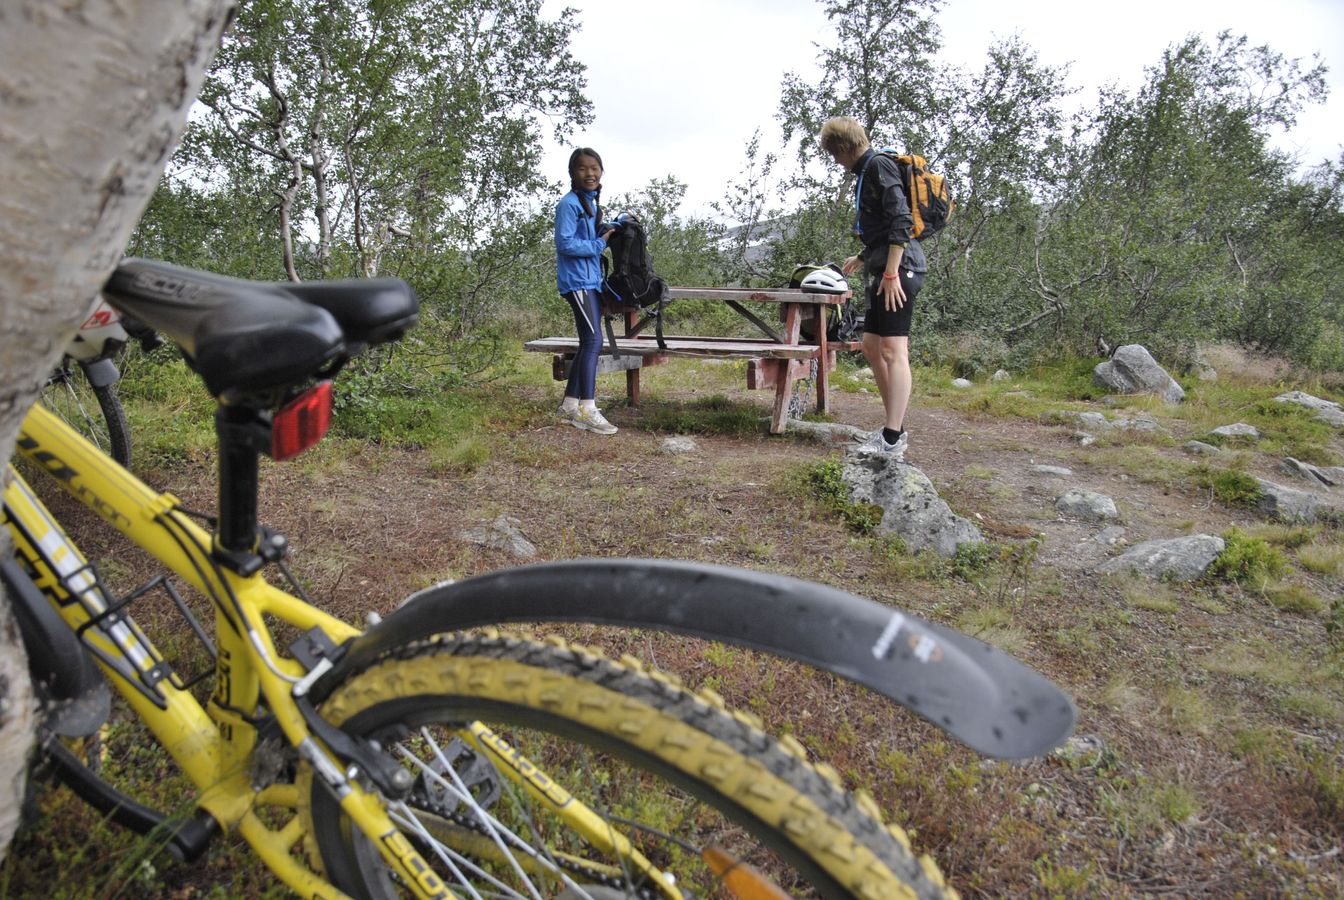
left=313, top=559, right=1075, bottom=760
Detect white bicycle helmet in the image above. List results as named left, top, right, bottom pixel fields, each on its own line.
left=797, top=263, right=849, bottom=295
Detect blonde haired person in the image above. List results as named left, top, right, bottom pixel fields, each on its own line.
left=819, top=116, right=929, bottom=458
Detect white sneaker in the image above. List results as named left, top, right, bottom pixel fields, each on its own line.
left=572, top=406, right=618, bottom=435
left=857, top=429, right=907, bottom=459
left=556, top=403, right=579, bottom=422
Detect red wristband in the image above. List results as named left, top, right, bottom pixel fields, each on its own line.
left=881, top=272, right=899, bottom=280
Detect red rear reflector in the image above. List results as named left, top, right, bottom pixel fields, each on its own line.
left=271, top=381, right=333, bottom=461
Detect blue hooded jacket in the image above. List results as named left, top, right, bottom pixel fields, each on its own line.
left=555, top=189, right=607, bottom=294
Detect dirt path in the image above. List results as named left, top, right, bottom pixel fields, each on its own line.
left=21, top=358, right=1343, bottom=898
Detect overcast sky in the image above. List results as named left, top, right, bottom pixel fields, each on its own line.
left=538, top=0, right=1343, bottom=220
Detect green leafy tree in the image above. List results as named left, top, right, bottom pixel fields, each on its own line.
left=760, top=0, right=948, bottom=298
left=922, top=36, right=1074, bottom=336
left=176, top=0, right=590, bottom=301
left=777, top=0, right=945, bottom=163
left=712, top=131, right=783, bottom=287
left=1013, top=33, right=1329, bottom=360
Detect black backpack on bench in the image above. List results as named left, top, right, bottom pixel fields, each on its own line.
left=600, top=213, right=669, bottom=358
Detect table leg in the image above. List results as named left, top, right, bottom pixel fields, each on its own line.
left=770, top=359, right=809, bottom=434
left=624, top=307, right=640, bottom=406
left=816, top=327, right=830, bottom=415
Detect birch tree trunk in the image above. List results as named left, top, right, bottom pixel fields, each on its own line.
left=0, top=0, right=234, bottom=861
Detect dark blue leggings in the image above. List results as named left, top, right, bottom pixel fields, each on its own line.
left=563, top=288, right=602, bottom=399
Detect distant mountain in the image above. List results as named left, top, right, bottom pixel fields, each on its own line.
left=718, top=214, right=796, bottom=266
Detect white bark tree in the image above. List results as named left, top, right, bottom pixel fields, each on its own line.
left=0, top=0, right=234, bottom=861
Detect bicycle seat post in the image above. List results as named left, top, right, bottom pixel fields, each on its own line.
left=212, top=403, right=284, bottom=576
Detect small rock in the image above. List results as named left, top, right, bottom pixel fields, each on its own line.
left=1092, top=525, right=1128, bottom=547
left=1114, top=413, right=1169, bottom=435
left=1052, top=410, right=1112, bottom=430
left=785, top=419, right=866, bottom=444
left=1072, top=431, right=1097, bottom=446
left=1056, top=526, right=1129, bottom=570
left=457, top=515, right=538, bottom=559
left=1056, top=489, right=1119, bottom=522
left=951, top=377, right=973, bottom=389
left=990, top=369, right=1011, bottom=383
left=1031, top=464, right=1074, bottom=477
left=1055, top=733, right=1107, bottom=762
left=1184, top=440, right=1220, bottom=455
left=856, top=367, right=875, bottom=381
left=661, top=436, right=698, bottom=454
left=1210, top=423, right=1260, bottom=440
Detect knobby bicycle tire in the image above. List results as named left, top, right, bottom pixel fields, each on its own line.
left=302, top=630, right=957, bottom=899
left=41, top=359, right=132, bottom=467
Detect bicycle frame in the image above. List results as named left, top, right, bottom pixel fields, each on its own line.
left=6, top=403, right=445, bottom=898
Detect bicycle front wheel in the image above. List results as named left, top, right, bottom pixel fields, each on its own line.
left=302, top=631, right=956, bottom=899
left=41, top=358, right=131, bottom=467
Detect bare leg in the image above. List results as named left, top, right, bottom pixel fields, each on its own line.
left=863, top=333, right=910, bottom=431
left=862, top=332, right=890, bottom=419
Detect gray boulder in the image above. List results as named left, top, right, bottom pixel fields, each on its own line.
left=1097, top=534, right=1226, bottom=582
left=1184, top=440, right=1220, bottom=455
left=1093, top=345, right=1185, bottom=404
left=1055, top=489, right=1119, bottom=522
left=842, top=454, right=984, bottom=557
left=1274, top=391, right=1344, bottom=427
left=1280, top=458, right=1344, bottom=489
left=1255, top=479, right=1339, bottom=524
left=1032, top=464, right=1073, bottom=477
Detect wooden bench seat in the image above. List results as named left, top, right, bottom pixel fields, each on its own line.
left=525, top=286, right=861, bottom=433
left=524, top=336, right=823, bottom=360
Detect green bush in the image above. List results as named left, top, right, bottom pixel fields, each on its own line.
left=803, top=459, right=883, bottom=535
left=1192, top=465, right=1262, bottom=507
left=1209, top=528, right=1287, bottom=585
left=1327, top=598, right=1344, bottom=649
left=950, top=541, right=996, bottom=580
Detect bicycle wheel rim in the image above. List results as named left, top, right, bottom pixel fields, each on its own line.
left=41, top=361, right=132, bottom=466
left=303, top=633, right=951, bottom=900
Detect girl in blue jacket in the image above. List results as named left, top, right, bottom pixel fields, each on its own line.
left=554, top=147, right=618, bottom=435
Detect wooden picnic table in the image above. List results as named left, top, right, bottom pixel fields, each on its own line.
left=524, top=286, right=861, bottom=434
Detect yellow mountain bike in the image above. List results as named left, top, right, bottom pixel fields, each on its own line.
left=4, top=259, right=1075, bottom=899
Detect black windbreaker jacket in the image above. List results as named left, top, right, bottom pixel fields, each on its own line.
left=851, top=150, right=927, bottom=273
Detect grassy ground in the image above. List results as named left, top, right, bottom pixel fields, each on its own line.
left=5, top=342, right=1342, bottom=898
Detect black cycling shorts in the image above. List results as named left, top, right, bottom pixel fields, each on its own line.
left=863, top=268, right=924, bottom=337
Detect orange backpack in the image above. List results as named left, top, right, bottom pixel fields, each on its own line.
left=857, top=150, right=954, bottom=240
